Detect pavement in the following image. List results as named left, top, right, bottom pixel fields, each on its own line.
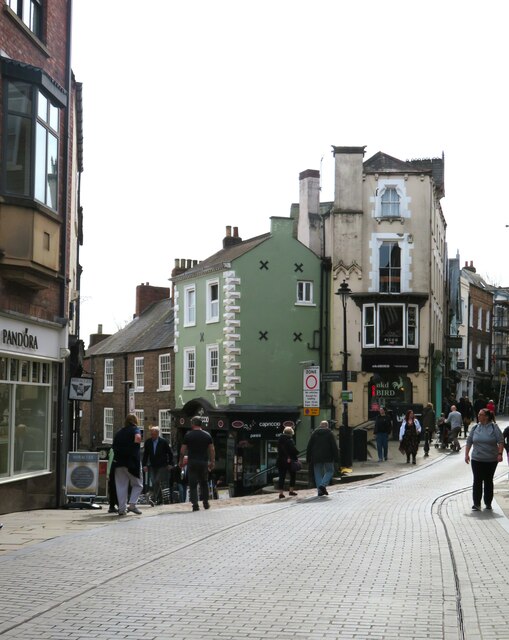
left=2, top=422, right=509, bottom=556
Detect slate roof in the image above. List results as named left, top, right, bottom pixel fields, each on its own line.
left=173, top=233, right=271, bottom=281
left=85, top=298, right=174, bottom=356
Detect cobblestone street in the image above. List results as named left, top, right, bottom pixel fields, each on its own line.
left=2, top=430, right=509, bottom=639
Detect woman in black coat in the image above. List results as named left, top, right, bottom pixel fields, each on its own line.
left=277, top=426, right=299, bottom=499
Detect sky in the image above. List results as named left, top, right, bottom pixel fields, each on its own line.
left=71, top=0, right=509, bottom=347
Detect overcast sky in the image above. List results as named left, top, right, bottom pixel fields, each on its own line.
left=71, top=0, right=508, bottom=347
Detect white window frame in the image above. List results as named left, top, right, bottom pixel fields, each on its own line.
left=407, top=304, right=418, bottom=348
left=380, top=186, right=400, bottom=217
left=159, top=409, right=172, bottom=440
left=363, top=304, right=375, bottom=347
left=206, top=279, right=220, bottom=323
left=158, top=353, right=171, bottom=390
left=134, top=357, right=144, bottom=392
left=134, top=409, right=144, bottom=437
left=469, top=303, right=474, bottom=327
left=486, top=309, right=491, bottom=333
left=183, top=347, right=196, bottom=390
left=104, top=358, right=113, bottom=392
left=206, top=344, right=219, bottom=390
left=477, top=307, right=482, bottom=330
left=296, top=281, right=314, bottom=305
left=184, top=285, right=196, bottom=327
left=103, top=408, right=114, bottom=443
left=378, top=242, right=401, bottom=293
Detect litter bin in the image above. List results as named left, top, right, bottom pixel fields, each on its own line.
left=353, top=428, right=368, bottom=462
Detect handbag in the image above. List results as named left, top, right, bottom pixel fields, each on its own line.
left=290, top=459, right=302, bottom=472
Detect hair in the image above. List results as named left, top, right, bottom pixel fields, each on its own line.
left=405, top=409, right=414, bottom=421
left=319, top=420, right=329, bottom=428
left=480, top=409, right=494, bottom=422
left=125, top=413, right=138, bottom=427
left=149, top=425, right=160, bottom=433
left=191, top=416, right=203, bottom=427
left=426, top=402, right=433, bottom=409
left=283, top=426, right=294, bottom=436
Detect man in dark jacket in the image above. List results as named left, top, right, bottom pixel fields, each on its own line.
left=306, top=420, right=339, bottom=496
left=142, top=426, right=173, bottom=505
left=179, top=417, right=215, bottom=512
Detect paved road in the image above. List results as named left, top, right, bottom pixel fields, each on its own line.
left=2, top=435, right=509, bottom=639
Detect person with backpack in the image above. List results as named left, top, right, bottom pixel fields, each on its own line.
left=465, top=408, right=504, bottom=511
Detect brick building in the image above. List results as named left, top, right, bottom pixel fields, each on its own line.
left=81, top=284, right=175, bottom=454
left=0, top=1, right=83, bottom=513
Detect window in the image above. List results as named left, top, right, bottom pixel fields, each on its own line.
left=184, top=285, right=196, bottom=326
left=184, top=348, right=196, bottom=389
left=362, top=304, right=419, bottom=349
left=104, top=359, right=113, bottom=392
left=158, top=354, right=171, bottom=390
left=7, top=0, right=42, bottom=38
left=134, top=410, right=144, bottom=437
left=478, top=308, right=482, bottom=330
left=381, top=187, right=400, bottom=217
left=206, top=280, right=219, bottom=323
left=0, top=356, right=53, bottom=479
left=486, top=310, right=491, bottom=332
left=469, top=303, right=473, bottom=327
left=379, top=242, right=401, bottom=293
left=297, top=281, right=314, bottom=305
left=363, top=305, right=375, bottom=347
left=206, top=345, right=219, bottom=389
left=4, top=81, right=59, bottom=209
left=103, top=408, right=114, bottom=443
left=134, top=357, right=144, bottom=392
left=159, top=410, right=171, bottom=439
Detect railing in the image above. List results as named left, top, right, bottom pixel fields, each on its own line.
left=244, top=449, right=308, bottom=485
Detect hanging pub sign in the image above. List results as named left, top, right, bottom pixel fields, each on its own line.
left=69, top=377, right=93, bottom=401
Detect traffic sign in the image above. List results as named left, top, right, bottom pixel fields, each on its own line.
left=303, top=366, right=320, bottom=407
left=341, top=390, right=353, bottom=403
left=303, top=407, right=320, bottom=416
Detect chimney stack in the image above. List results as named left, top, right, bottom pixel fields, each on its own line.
left=223, top=225, right=243, bottom=248
left=135, top=283, right=170, bottom=317
left=464, top=261, right=476, bottom=273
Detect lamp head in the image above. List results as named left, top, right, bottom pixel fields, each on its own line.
left=335, top=279, right=351, bottom=298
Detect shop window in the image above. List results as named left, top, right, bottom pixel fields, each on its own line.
left=362, top=303, right=419, bottom=349
left=0, top=357, right=53, bottom=480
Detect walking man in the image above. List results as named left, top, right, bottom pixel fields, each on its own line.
left=142, top=426, right=173, bottom=505
left=179, top=417, right=215, bottom=512
left=112, top=413, right=144, bottom=516
left=446, top=405, right=463, bottom=451
left=306, top=420, right=339, bottom=496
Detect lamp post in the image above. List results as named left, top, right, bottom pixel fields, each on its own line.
left=335, top=279, right=352, bottom=469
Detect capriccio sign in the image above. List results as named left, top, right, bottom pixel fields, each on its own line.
left=2, top=328, right=39, bottom=350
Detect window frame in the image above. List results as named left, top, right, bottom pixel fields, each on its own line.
left=134, top=357, right=144, bottom=392
left=362, top=303, right=419, bottom=349
left=159, top=409, right=171, bottom=440
left=183, top=285, right=196, bottom=327
left=206, top=279, right=220, bottom=323
left=158, top=353, right=171, bottom=390
left=103, top=407, right=114, bottom=444
left=183, top=347, right=196, bottom=390
left=296, top=281, right=314, bottom=305
left=7, top=0, right=43, bottom=39
left=206, top=344, right=219, bottom=390
left=104, top=358, right=114, bottom=392
left=378, top=242, right=401, bottom=293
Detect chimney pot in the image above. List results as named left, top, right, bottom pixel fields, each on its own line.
left=98, top=324, right=103, bottom=334
left=226, top=225, right=232, bottom=237
left=233, top=226, right=238, bottom=237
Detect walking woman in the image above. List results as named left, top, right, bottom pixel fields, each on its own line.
left=277, top=426, right=299, bottom=499
left=399, top=409, right=422, bottom=465
left=464, top=408, right=504, bottom=511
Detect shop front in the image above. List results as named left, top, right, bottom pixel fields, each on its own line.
left=173, top=399, right=300, bottom=496
left=0, top=313, right=69, bottom=513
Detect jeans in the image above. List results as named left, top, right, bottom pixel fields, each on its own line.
left=148, top=466, right=168, bottom=504
left=471, top=459, right=498, bottom=507
left=376, top=433, right=389, bottom=461
left=313, top=461, right=335, bottom=490
left=115, top=466, right=143, bottom=514
left=188, top=461, right=209, bottom=506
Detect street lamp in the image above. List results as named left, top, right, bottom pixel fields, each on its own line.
left=335, top=279, right=352, bottom=470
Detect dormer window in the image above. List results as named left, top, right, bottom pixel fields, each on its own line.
left=381, top=187, right=400, bottom=217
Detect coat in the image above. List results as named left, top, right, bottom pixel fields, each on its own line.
left=142, top=436, right=173, bottom=469
left=277, top=434, right=299, bottom=467
left=306, top=427, right=339, bottom=464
